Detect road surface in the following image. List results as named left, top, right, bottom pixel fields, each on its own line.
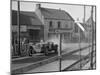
left=11, top=43, right=95, bottom=73
left=26, top=45, right=95, bottom=73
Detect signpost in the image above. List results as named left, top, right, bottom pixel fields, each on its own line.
left=55, top=29, right=62, bottom=72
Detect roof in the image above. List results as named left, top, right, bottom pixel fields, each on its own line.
left=12, top=10, right=43, bottom=25
left=78, top=16, right=96, bottom=31
left=79, top=23, right=88, bottom=31
left=40, top=7, right=74, bottom=21
left=86, top=16, right=95, bottom=26
left=79, top=22, right=95, bottom=32
left=74, top=22, right=86, bottom=32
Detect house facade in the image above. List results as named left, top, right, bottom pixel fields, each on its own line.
left=12, top=4, right=78, bottom=56
left=12, top=10, right=44, bottom=56
left=35, top=4, right=75, bottom=42
left=85, top=16, right=96, bottom=42
left=73, top=16, right=96, bottom=43
left=12, top=10, right=44, bottom=42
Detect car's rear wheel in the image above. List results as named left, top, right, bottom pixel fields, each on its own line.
left=44, top=49, right=49, bottom=56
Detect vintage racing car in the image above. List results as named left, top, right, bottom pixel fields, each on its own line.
left=28, top=41, right=58, bottom=56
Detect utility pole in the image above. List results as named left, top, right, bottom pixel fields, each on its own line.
left=79, top=25, right=81, bottom=69
left=77, top=17, right=82, bottom=69
left=83, top=5, right=86, bottom=24
left=17, top=0, right=21, bottom=56
left=94, top=6, right=96, bottom=69
left=59, top=33, right=62, bottom=72
left=91, top=6, right=94, bottom=69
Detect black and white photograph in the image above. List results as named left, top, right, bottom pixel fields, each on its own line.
left=11, top=0, right=96, bottom=74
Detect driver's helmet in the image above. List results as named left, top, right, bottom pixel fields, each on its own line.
left=29, top=42, right=33, bottom=46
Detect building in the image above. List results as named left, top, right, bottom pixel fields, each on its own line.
left=73, top=16, right=96, bottom=43
left=72, top=22, right=86, bottom=42
left=12, top=4, right=78, bottom=56
left=12, top=10, right=44, bottom=43
left=35, top=4, right=75, bottom=42
left=12, top=10, right=44, bottom=56
left=85, top=16, right=96, bottom=42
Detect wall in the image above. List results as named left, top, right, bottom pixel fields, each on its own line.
left=44, top=18, right=74, bottom=42
left=35, top=4, right=45, bottom=25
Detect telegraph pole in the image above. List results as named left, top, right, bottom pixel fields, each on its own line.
left=59, top=33, right=62, bottom=72
left=91, top=6, right=94, bottom=69
left=79, top=26, right=82, bottom=69
left=17, top=0, right=21, bottom=56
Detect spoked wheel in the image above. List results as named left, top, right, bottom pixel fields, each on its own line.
left=29, top=49, right=32, bottom=56
left=29, top=46, right=34, bottom=56
left=54, top=50, right=58, bottom=54
left=44, top=49, right=49, bottom=56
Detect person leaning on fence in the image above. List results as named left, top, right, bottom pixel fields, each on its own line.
left=41, top=44, right=45, bottom=53
left=54, top=44, right=58, bottom=53
left=45, top=44, right=49, bottom=56
left=51, top=42, right=54, bottom=51
left=28, top=42, right=33, bottom=56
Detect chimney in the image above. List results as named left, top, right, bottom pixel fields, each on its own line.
left=36, top=4, right=41, bottom=9
left=59, top=8, right=61, bottom=11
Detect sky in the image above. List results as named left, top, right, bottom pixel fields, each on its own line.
left=12, top=0, right=96, bottom=22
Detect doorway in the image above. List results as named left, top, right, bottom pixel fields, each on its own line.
left=28, top=29, right=40, bottom=42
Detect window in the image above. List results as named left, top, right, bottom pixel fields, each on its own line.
left=58, top=21, right=61, bottom=28
left=74, top=25, right=78, bottom=33
left=65, top=24, right=68, bottom=28
left=64, top=32, right=71, bottom=40
left=70, top=22, right=73, bottom=28
left=49, top=21, right=53, bottom=28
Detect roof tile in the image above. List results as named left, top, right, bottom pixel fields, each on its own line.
left=12, top=10, right=43, bottom=25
